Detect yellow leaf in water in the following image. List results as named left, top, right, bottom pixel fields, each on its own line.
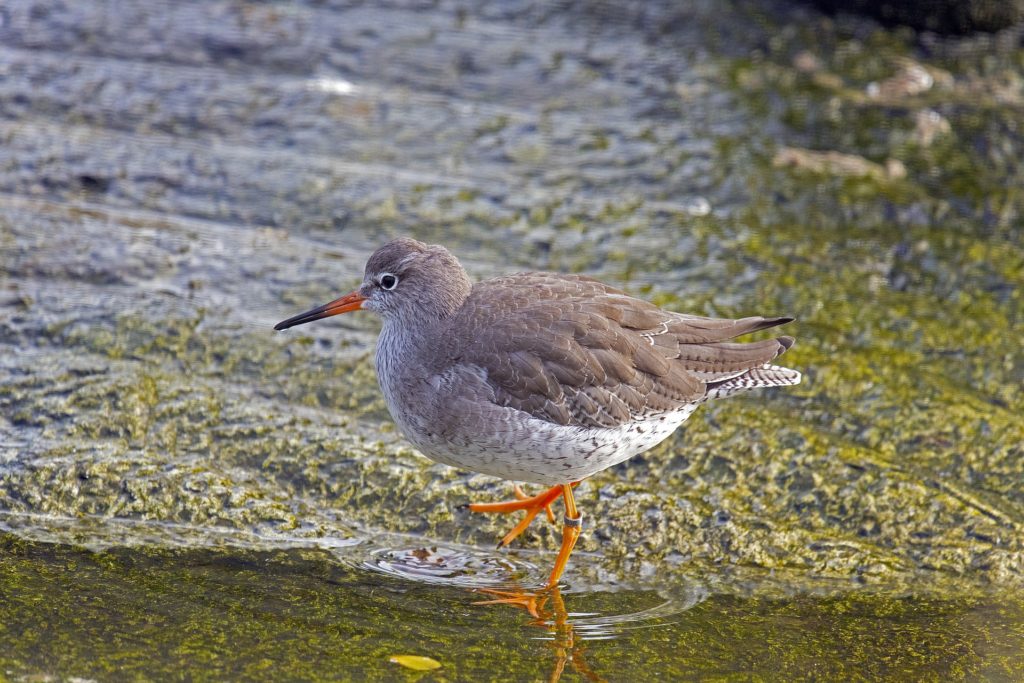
left=389, top=654, right=442, bottom=671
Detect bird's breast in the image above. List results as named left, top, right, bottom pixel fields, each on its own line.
left=374, top=324, right=445, bottom=437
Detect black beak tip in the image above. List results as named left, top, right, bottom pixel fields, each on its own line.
left=273, top=321, right=288, bottom=331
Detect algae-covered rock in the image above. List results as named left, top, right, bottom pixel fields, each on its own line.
left=2, top=0, right=1023, bottom=589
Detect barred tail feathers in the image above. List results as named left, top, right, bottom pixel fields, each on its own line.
left=702, top=364, right=801, bottom=402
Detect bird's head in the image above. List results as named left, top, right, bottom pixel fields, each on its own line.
left=274, top=237, right=472, bottom=331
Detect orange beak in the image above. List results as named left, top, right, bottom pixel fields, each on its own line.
left=274, top=290, right=366, bottom=331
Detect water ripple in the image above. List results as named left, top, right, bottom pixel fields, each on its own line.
left=356, top=543, right=541, bottom=589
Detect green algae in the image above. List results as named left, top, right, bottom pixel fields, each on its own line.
left=1, top=535, right=1022, bottom=681
left=4, top=45, right=1024, bottom=584
left=3, top=250, right=1019, bottom=591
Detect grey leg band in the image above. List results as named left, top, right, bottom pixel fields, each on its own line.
left=563, top=513, right=583, bottom=529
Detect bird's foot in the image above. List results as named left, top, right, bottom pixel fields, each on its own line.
left=459, top=483, right=577, bottom=549
left=513, top=484, right=557, bottom=523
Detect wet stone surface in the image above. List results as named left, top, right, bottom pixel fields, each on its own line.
left=1, top=0, right=1023, bottom=678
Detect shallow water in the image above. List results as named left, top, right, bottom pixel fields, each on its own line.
left=3, top=537, right=1022, bottom=681
left=1, top=0, right=1023, bottom=679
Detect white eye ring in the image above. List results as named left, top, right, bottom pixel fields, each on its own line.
left=379, top=273, right=399, bottom=290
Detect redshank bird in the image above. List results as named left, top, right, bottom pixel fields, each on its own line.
left=275, top=238, right=800, bottom=588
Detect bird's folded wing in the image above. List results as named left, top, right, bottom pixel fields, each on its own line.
left=443, top=273, right=794, bottom=429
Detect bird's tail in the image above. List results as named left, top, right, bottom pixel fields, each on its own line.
left=702, top=364, right=801, bottom=402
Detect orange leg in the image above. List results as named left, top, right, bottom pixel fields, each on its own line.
left=462, top=482, right=584, bottom=587
left=545, top=484, right=582, bottom=589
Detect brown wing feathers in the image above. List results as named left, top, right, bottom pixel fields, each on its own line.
left=454, top=274, right=795, bottom=428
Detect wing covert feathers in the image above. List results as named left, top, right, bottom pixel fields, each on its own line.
left=443, top=273, right=798, bottom=428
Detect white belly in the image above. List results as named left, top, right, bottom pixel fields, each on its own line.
left=402, top=402, right=699, bottom=485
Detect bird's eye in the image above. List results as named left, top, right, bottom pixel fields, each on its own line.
left=379, top=273, right=399, bottom=290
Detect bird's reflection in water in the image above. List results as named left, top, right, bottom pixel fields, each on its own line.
left=474, top=587, right=607, bottom=683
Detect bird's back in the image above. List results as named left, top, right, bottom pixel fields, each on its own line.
left=432, top=272, right=799, bottom=430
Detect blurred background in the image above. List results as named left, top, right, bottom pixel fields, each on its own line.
left=1, top=0, right=1022, bottom=679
